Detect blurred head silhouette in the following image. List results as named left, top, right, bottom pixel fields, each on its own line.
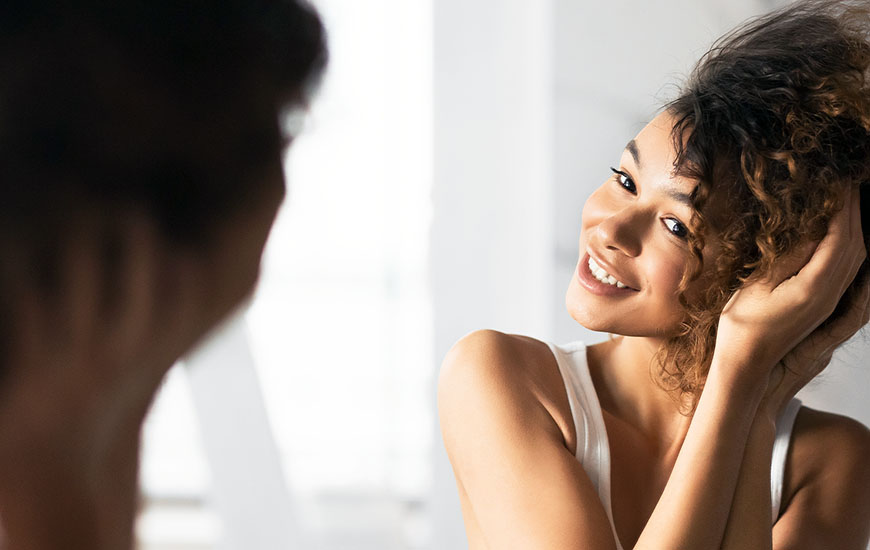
left=0, top=2, right=326, bottom=547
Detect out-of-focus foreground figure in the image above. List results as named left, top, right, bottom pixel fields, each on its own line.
left=0, top=2, right=326, bottom=548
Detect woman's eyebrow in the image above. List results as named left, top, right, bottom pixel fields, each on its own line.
left=625, top=139, right=642, bottom=168
left=665, top=187, right=694, bottom=207
left=624, top=139, right=692, bottom=206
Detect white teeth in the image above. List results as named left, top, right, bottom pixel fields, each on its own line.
left=588, top=257, right=628, bottom=289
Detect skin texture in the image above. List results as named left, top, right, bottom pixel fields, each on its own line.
left=0, top=160, right=285, bottom=550
left=566, top=116, right=702, bottom=337
left=439, top=112, right=870, bottom=549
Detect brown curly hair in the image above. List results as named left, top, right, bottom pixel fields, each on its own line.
left=657, top=0, right=870, bottom=408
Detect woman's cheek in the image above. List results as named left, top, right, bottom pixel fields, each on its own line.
left=581, top=186, right=616, bottom=226
left=649, top=256, right=689, bottom=299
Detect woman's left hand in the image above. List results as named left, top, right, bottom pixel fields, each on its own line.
left=764, top=264, right=870, bottom=416
left=713, top=187, right=867, bottom=388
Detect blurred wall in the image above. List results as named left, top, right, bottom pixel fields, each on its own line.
left=431, top=1, right=555, bottom=546
left=431, top=0, right=870, bottom=545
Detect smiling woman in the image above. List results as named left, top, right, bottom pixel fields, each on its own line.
left=438, top=1, right=870, bottom=549
left=568, top=115, right=703, bottom=338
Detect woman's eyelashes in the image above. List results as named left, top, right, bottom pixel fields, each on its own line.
left=663, top=218, right=689, bottom=239
left=608, top=166, right=690, bottom=241
left=610, top=166, right=636, bottom=193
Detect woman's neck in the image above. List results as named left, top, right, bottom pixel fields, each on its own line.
left=588, top=335, right=694, bottom=459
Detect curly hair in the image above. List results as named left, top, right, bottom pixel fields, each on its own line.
left=657, top=0, right=870, bottom=408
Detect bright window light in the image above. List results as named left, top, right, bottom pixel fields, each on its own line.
left=138, top=0, right=433, bottom=548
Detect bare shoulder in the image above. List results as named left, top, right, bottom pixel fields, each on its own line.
left=789, top=407, right=870, bottom=478
left=438, top=330, right=577, bottom=452
left=439, top=330, right=564, bottom=398
left=438, top=331, right=619, bottom=549
left=777, top=406, right=870, bottom=548
left=440, top=329, right=545, bottom=371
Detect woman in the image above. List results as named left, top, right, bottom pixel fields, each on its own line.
left=439, top=1, right=870, bottom=548
left=0, top=1, right=325, bottom=548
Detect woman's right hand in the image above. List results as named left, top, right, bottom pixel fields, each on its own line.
left=712, top=187, right=866, bottom=389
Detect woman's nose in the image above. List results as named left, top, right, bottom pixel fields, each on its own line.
left=594, top=208, right=643, bottom=257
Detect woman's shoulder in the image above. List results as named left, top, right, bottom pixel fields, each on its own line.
left=441, top=329, right=554, bottom=373
left=790, top=406, right=870, bottom=476
left=438, top=330, right=578, bottom=452
left=438, top=331, right=620, bottom=549
left=783, top=406, right=870, bottom=519
left=439, top=330, right=568, bottom=400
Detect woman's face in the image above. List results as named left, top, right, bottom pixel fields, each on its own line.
left=566, top=112, right=706, bottom=337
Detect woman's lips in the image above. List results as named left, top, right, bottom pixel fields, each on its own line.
left=577, top=252, right=638, bottom=296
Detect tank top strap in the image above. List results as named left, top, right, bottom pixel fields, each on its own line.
left=770, top=398, right=802, bottom=523
left=547, top=341, right=802, bottom=547
left=546, top=341, right=623, bottom=550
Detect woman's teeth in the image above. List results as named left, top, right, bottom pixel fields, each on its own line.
left=588, top=257, right=627, bottom=288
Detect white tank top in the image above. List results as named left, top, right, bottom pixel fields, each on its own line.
left=547, top=341, right=802, bottom=550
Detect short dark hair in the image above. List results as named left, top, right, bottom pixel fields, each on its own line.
left=0, top=0, right=327, bottom=246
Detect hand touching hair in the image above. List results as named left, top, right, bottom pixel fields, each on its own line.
left=658, top=0, right=870, bottom=405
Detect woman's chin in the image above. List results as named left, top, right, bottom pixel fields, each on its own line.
left=565, top=298, right=681, bottom=338
left=569, top=312, right=634, bottom=336
left=565, top=294, right=619, bottom=333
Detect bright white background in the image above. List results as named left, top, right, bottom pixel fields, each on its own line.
left=135, top=1, right=870, bottom=548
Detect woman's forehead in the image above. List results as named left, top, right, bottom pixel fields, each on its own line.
left=628, top=113, right=679, bottom=168
left=623, top=112, right=698, bottom=197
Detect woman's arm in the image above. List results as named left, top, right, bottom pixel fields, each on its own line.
left=441, top=331, right=777, bottom=550
left=439, top=330, right=619, bottom=550
left=720, top=411, right=777, bottom=550
left=631, top=357, right=769, bottom=549
left=722, top=252, right=870, bottom=550
left=442, top=193, right=866, bottom=549
left=772, top=409, right=870, bottom=550
left=440, top=330, right=771, bottom=550
left=720, top=408, right=870, bottom=550
left=634, top=189, right=864, bottom=549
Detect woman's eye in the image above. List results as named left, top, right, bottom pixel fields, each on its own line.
left=610, top=167, right=636, bottom=193
left=663, top=218, right=689, bottom=239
